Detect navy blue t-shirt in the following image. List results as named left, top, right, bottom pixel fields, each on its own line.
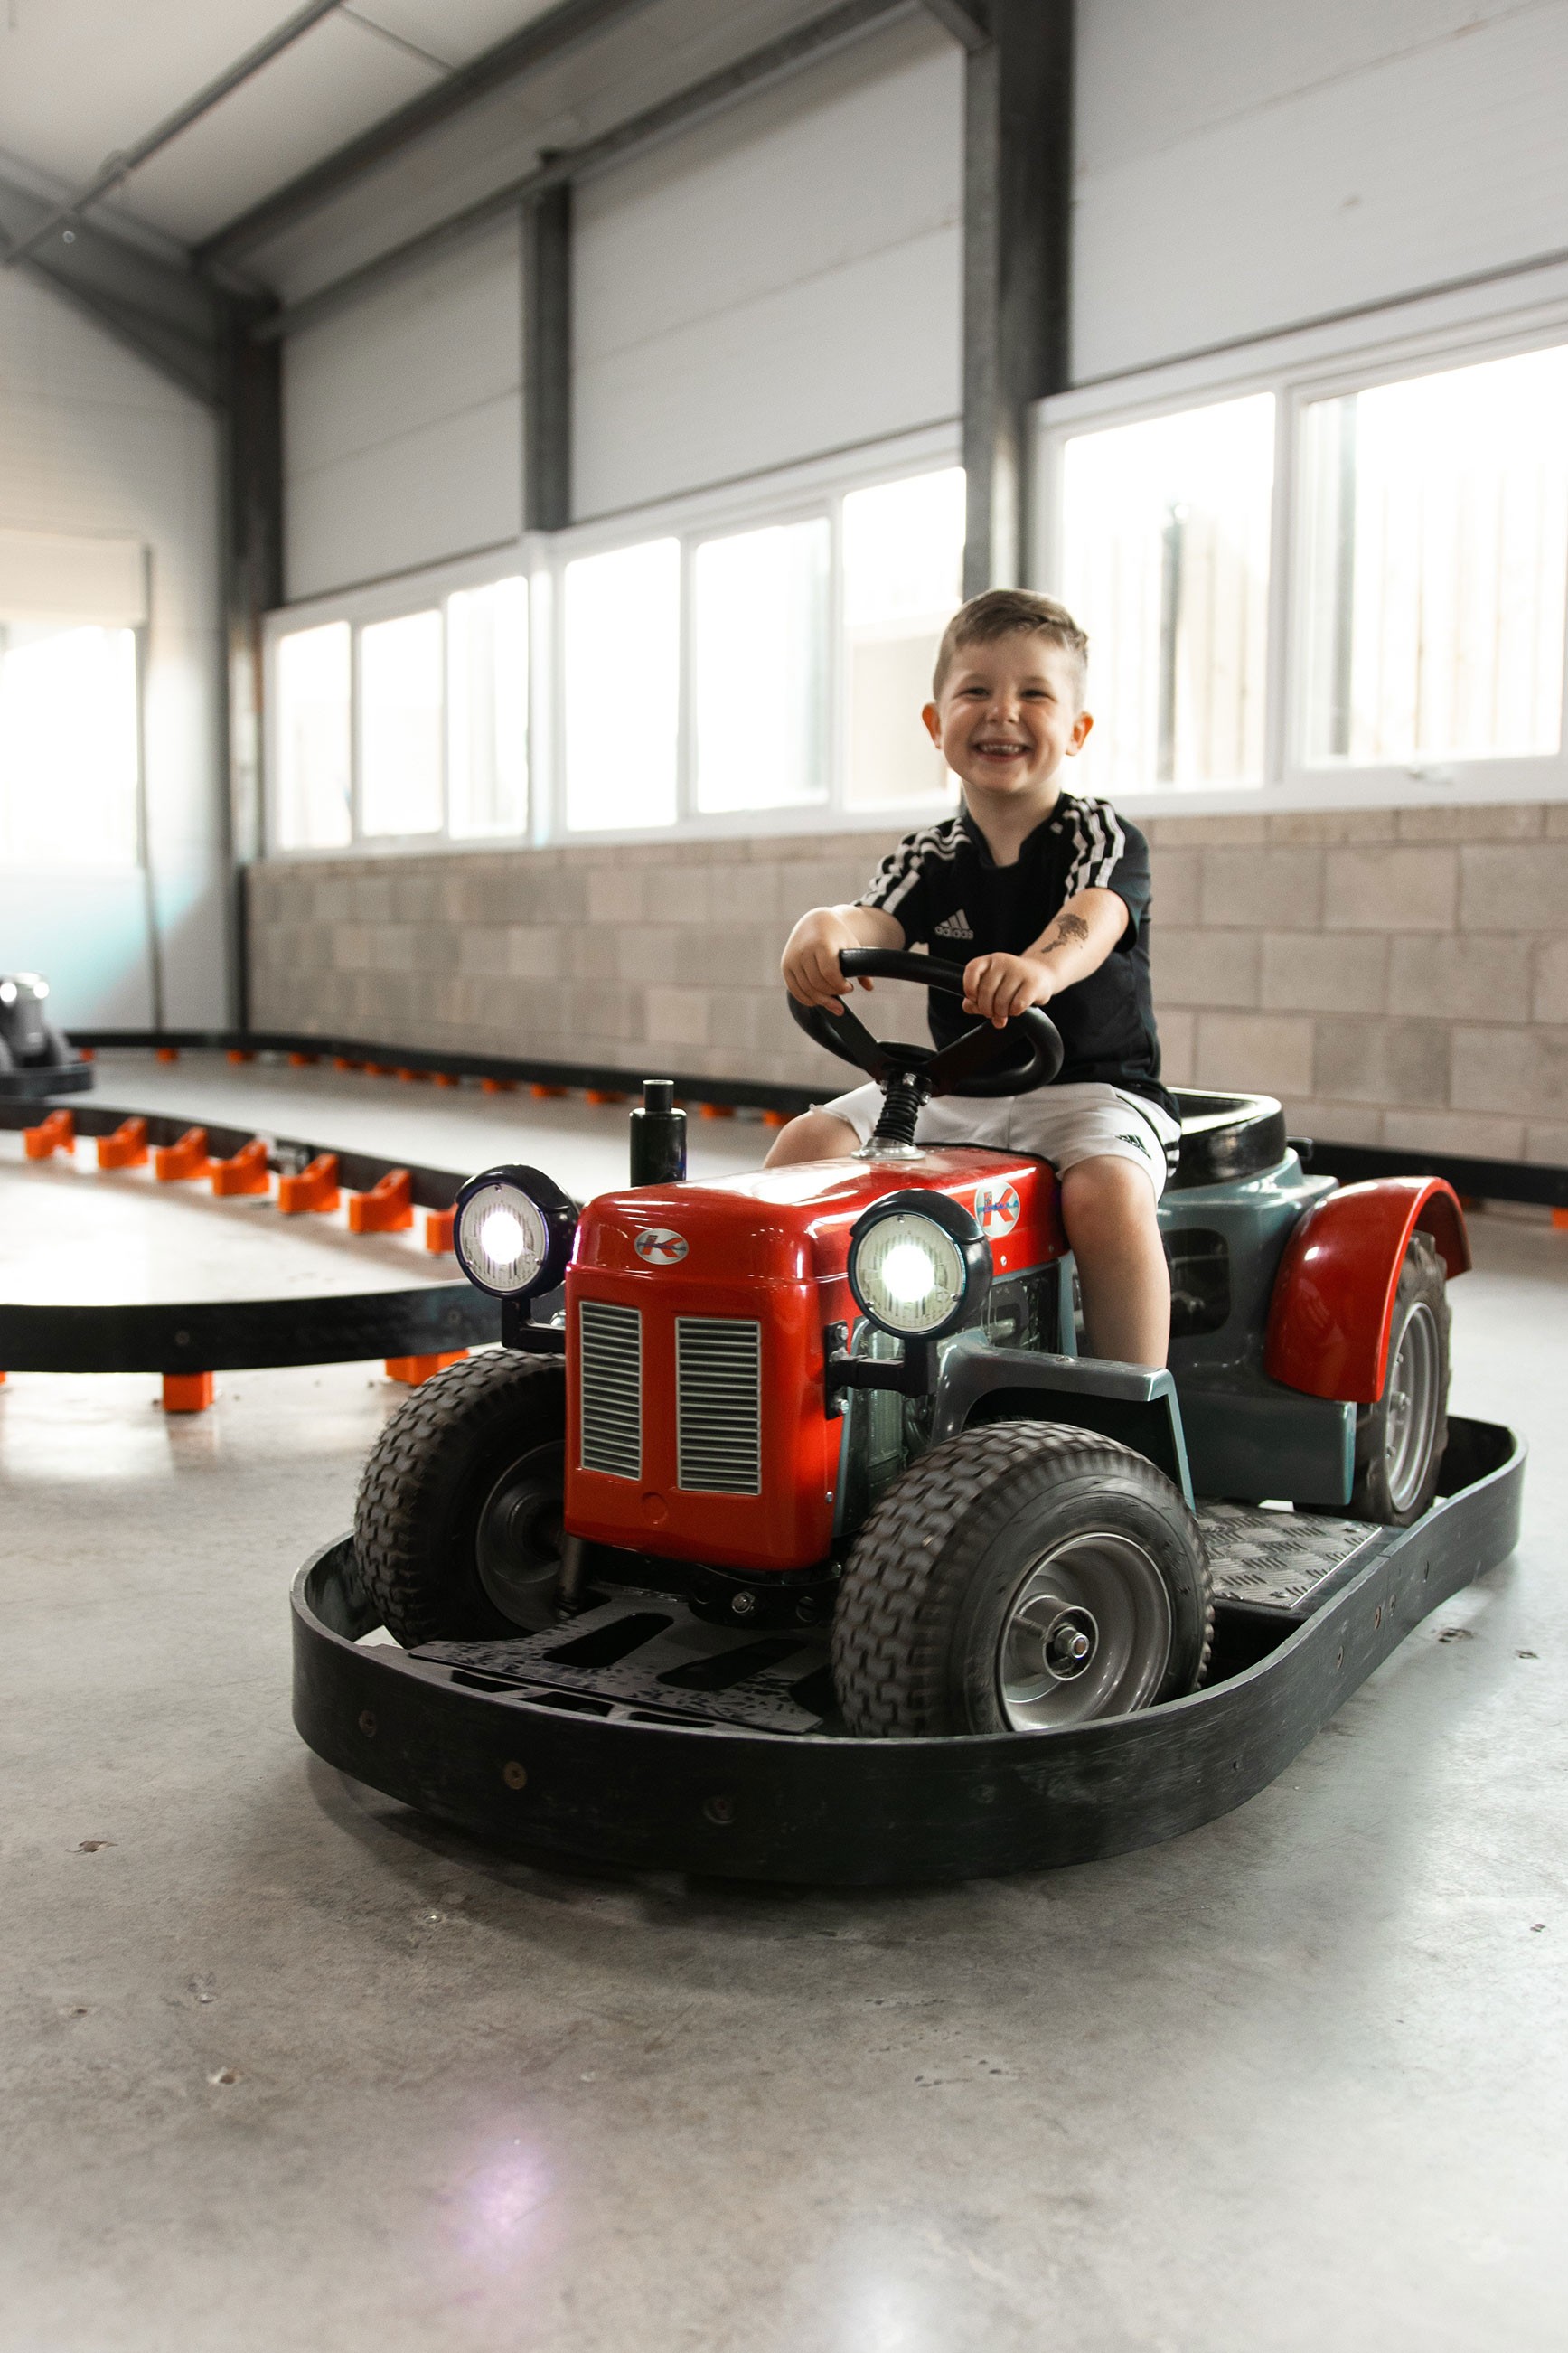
left=857, top=794, right=1176, bottom=1120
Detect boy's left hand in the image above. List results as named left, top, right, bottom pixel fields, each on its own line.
left=962, top=952, right=1056, bottom=1029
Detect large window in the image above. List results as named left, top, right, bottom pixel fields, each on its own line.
left=693, top=519, right=829, bottom=814
left=842, top=467, right=965, bottom=807
left=1300, top=345, right=1568, bottom=767
left=1041, top=326, right=1568, bottom=807
left=563, top=539, right=681, bottom=833
left=1060, top=396, right=1275, bottom=795
left=266, top=451, right=967, bottom=854
left=0, top=622, right=140, bottom=866
left=271, top=577, right=529, bottom=852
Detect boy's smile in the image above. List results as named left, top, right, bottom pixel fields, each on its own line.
left=923, top=635, right=1094, bottom=816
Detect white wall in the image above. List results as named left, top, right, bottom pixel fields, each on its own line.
left=0, top=267, right=223, bottom=1028
left=284, top=211, right=522, bottom=600
left=1074, top=0, right=1568, bottom=382
left=571, top=16, right=962, bottom=519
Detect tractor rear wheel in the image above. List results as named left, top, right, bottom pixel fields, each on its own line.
left=832, top=1423, right=1212, bottom=1737
left=1349, top=1232, right=1450, bottom=1527
left=354, top=1351, right=568, bottom=1644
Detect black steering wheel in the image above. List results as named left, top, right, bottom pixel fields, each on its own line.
left=787, top=948, right=1064, bottom=1147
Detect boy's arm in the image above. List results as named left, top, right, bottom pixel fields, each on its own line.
left=963, top=887, right=1128, bottom=1027
left=782, top=902, right=905, bottom=1013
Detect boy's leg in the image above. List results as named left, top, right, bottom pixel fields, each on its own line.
left=765, top=1109, right=860, bottom=1166
left=1057, top=1154, right=1170, bottom=1369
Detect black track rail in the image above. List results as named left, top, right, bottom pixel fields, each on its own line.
left=0, top=1098, right=498, bottom=1374
left=291, top=1417, right=1523, bottom=1886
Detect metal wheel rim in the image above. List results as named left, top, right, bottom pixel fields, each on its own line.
left=1385, top=1300, right=1441, bottom=1513
left=997, top=1531, right=1174, bottom=1730
left=474, top=1440, right=565, bottom=1627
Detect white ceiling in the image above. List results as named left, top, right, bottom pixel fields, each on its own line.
left=0, top=1, right=562, bottom=246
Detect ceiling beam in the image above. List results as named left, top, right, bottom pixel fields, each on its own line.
left=920, top=0, right=991, bottom=52
left=0, top=167, right=225, bottom=402
left=253, top=0, right=914, bottom=344
left=195, top=0, right=667, bottom=272
left=2, top=0, right=344, bottom=272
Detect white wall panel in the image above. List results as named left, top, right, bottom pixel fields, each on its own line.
left=1074, top=0, right=1568, bottom=382
left=573, top=20, right=962, bottom=517
left=0, top=269, right=221, bottom=1027
left=284, top=213, right=522, bottom=599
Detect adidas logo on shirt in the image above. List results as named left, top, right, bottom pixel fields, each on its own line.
left=934, top=910, right=973, bottom=940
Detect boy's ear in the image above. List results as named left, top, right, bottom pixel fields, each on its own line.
left=922, top=701, right=942, bottom=747
left=1068, top=707, right=1094, bottom=755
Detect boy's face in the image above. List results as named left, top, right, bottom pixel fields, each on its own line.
left=923, top=632, right=1093, bottom=805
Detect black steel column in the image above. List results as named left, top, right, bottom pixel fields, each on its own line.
left=523, top=182, right=573, bottom=532
left=960, top=0, right=1073, bottom=596
left=219, top=304, right=284, bottom=1027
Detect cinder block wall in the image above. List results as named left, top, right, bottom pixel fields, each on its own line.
left=248, top=800, right=1568, bottom=1162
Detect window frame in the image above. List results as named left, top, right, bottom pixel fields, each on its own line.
left=261, top=424, right=962, bottom=861
left=1035, top=282, right=1568, bottom=818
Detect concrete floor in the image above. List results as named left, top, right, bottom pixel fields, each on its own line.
left=2, top=1059, right=1565, bottom=2351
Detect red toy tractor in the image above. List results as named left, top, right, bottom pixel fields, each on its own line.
left=352, top=953, right=1467, bottom=1740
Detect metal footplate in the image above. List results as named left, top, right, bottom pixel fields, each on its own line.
left=1199, top=1502, right=1385, bottom=1615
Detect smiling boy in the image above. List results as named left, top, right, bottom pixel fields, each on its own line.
left=766, top=588, right=1178, bottom=1369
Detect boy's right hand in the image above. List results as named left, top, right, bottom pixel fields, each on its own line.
left=781, top=908, right=873, bottom=1016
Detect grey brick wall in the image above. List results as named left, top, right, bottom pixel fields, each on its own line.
left=249, top=800, right=1568, bottom=1160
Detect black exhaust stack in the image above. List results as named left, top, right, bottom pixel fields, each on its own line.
left=630, top=1078, right=686, bottom=1185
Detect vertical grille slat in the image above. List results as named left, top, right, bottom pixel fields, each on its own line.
left=676, top=1317, right=762, bottom=1495
left=578, top=1299, right=642, bottom=1480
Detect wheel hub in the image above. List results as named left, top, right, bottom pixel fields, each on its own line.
left=1385, top=1300, right=1441, bottom=1514
left=474, top=1441, right=566, bottom=1630
left=998, top=1532, right=1174, bottom=1730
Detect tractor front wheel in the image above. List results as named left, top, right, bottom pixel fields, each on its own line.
left=354, top=1351, right=568, bottom=1644
left=832, top=1423, right=1213, bottom=1737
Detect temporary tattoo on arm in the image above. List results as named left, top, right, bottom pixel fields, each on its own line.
left=1039, top=911, right=1091, bottom=957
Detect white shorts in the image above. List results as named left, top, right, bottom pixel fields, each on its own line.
left=817, top=1080, right=1182, bottom=1201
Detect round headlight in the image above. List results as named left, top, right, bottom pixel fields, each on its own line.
left=453, top=1164, right=577, bottom=1300
left=848, top=1190, right=990, bottom=1341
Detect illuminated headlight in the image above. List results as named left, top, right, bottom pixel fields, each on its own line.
left=848, top=1191, right=991, bottom=1341
left=453, top=1164, right=577, bottom=1300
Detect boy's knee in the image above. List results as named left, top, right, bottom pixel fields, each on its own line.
left=765, top=1110, right=859, bottom=1167
left=1059, top=1153, right=1161, bottom=1242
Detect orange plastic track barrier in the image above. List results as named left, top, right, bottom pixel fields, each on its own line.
left=1554, top=1208, right=1568, bottom=1231
left=364, top=1062, right=395, bottom=1078
left=333, top=1056, right=361, bottom=1071
left=226, top=1049, right=254, bottom=1064
left=585, top=1087, right=626, bottom=1105
left=761, top=1109, right=789, bottom=1128
left=699, top=1102, right=735, bottom=1120
left=155, top=1046, right=178, bottom=1063
left=483, top=1078, right=517, bottom=1095
left=424, top=1206, right=455, bottom=1253
left=384, top=1351, right=467, bottom=1386
left=154, top=1126, right=213, bottom=1181
left=79, top=1047, right=96, bottom=1062
left=211, top=1138, right=271, bottom=1198
left=97, top=1116, right=149, bottom=1170
left=395, top=1067, right=429, bottom=1084
left=528, top=1081, right=562, bottom=1097
left=432, top=1071, right=460, bottom=1088
left=348, top=1167, right=413, bottom=1233
left=277, top=1153, right=340, bottom=1215
left=24, top=1109, right=75, bottom=1160
left=287, top=1051, right=319, bottom=1067
left=163, top=1372, right=214, bottom=1413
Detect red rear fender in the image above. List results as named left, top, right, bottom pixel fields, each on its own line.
left=1264, top=1177, right=1469, bottom=1406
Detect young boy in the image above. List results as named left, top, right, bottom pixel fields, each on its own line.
left=767, top=588, right=1178, bottom=1369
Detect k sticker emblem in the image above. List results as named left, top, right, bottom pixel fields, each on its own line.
left=635, top=1228, right=689, bottom=1265
left=972, top=1181, right=1020, bottom=1238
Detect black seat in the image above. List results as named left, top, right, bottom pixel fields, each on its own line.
left=1169, top=1089, right=1288, bottom=1190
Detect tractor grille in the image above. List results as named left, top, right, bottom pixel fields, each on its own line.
left=577, top=1300, right=642, bottom=1479
left=675, top=1316, right=762, bottom=1494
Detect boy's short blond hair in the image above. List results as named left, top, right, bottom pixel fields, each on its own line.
left=932, top=588, right=1089, bottom=705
